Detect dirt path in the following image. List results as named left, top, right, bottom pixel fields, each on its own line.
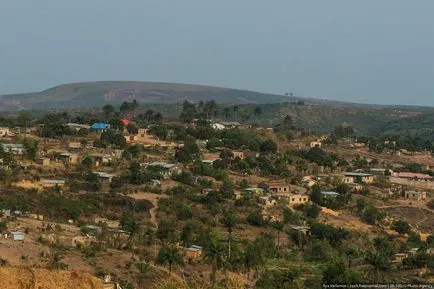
left=379, top=204, right=434, bottom=214
left=129, top=192, right=168, bottom=228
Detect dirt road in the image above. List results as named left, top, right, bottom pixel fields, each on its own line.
left=129, top=192, right=168, bottom=228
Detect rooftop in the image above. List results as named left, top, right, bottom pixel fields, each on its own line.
left=321, top=191, right=340, bottom=196
left=41, top=179, right=66, bottom=184
left=93, top=171, right=116, bottom=178
left=344, top=172, right=374, bottom=177
left=91, top=123, right=110, bottom=130
left=393, top=172, right=433, bottom=179
left=1, top=143, right=24, bottom=148
left=148, top=162, right=177, bottom=169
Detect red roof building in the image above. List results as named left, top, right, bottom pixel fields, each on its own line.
left=393, top=172, right=433, bottom=181
left=120, top=119, right=130, bottom=126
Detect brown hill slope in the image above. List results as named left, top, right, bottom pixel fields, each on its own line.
left=0, top=268, right=103, bottom=289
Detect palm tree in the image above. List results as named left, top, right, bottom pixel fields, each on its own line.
left=204, top=230, right=225, bottom=287
left=152, top=112, right=163, bottom=123
left=144, top=109, right=154, bottom=124
left=221, top=211, right=237, bottom=259
left=253, top=106, right=263, bottom=117
left=223, top=107, right=232, bottom=119
left=122, top=215, right=141, bottom=258
left=271, top=220, right=284, bottom=257
left=102, top=104, right=115, bottom=121
left=156, top=243, right=183, bottom=273
left=232, top=105, right=240, bottom=121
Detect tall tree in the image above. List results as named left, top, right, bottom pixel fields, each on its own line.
left=179, top=101, right=197, bottom=123
left=102, top=104, right=115, bottom=121
left=156, top=243, right=183, bottom=273
left=121, top=212, right=141, bottom=258
left=271, top=220, right=284, bottom=256
left=17, top=111, right=32, bottom=136
left=253, top=106, right=263, bottom=117
left=223, top=107, right=232, bottom=119
left=221, top=211, right=237, bottom=259
left=204, top=230, right=225, bottom=287
left=203, top=100, right=217, bottom=120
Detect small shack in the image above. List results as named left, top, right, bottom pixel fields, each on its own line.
left=185, top=245, right=203, bottom=260
left=10, top=231, right=25, bottom=241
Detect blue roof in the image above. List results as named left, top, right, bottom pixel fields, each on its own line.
left=91, top=123, right=110, bottom=130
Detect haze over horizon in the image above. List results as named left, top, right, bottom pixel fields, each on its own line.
left=1, top=0, right=433, bottom=106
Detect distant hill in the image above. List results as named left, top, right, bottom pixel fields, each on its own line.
left=0, top=81, right=294, bottom=110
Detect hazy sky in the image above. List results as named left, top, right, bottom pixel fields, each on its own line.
left=1, top=1, right=433, bottom=106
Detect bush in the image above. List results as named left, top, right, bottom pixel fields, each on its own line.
left=247, top=211, right=265, bottom=227
left=391, top=220, right=411, bottom=235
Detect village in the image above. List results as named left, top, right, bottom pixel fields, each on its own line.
left=0, top=103, right=433, bottom=288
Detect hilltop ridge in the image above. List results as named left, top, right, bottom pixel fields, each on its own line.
left=0, top=81, right=294, bottom=110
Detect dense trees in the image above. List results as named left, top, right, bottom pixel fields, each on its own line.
left=96, top=130, right=126, bottom=149
left=39, top=113, right=72, bottom=138
left=300, top=147, right=334, bottom=167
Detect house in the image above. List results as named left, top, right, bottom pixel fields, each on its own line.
left=41, top=179, right=66, bottom=188
left=85, top=141, right=94, bottom=148
left=2, top=210, right=11, bottom=218
left=137, top=128, right=149, bottom=138
left=198, top=188, right=213, bottom=196
left=392, top=253, right=408, bottom=264
left=201, top=159, right=216, bottom=165
left=269, top=184, right=291, bottom=193
left=211, top=123, right=226, bottom=130
left=258, top=196, right=277, bottom=206
left=120, top=119, right=130, bottom=126
left=90, top=154, right=113, bottom=167
left=57, top=152, right=79, bottom=164
left=149, top=179, right=161, bottom=186
left=36, top=158, right=50, bottom=167
left=1, top=143, right=25, bottom=155
left=274, top=192, right=308, bottom=206
left=232, top=151, right=245, bottom=159
left=147, top=162, right=178, bottom=178
left=243, top=187, right=264, bottom=196
left=66, top=123, right=90, bottom=131
left=26, top=213, right=44, bottom=221
left=404, top=190, right=427, bottom=201
left=392, top=172, right=433, bottom=182
left=68, top=142, right=82, bottom=150
left=196, top=140, right=208, bottom=150
left=0, top=127, right=11, bottom=137
left=286, top=193, right=309, bottom=206
left=185, top=245, right=203, bottom=259
left=91, top=123, right=110, bottom=132
left=343, top=172, right=374, bottom=184
left=93, top=172, right=116, bottom=183
left=9, top=232, right=25, bottom=241
left=321, top=191, right=340, bottom=198
left=220, top=121, right=242, bottom=128
left=233, top=191, right=242, bottom=200
left=289, top=225, right=310, bottom=235
left=310, top=141, right=322, bottom=148
left=94, top=217, right=120, bottom=228
left=370, top=168, right=390, bottom=175
left=302, top=176, right=316, bottom=188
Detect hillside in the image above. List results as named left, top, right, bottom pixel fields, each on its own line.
left=0, top=81, right=293, bottom=110
left=0, top=268, right=103, bottom=289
